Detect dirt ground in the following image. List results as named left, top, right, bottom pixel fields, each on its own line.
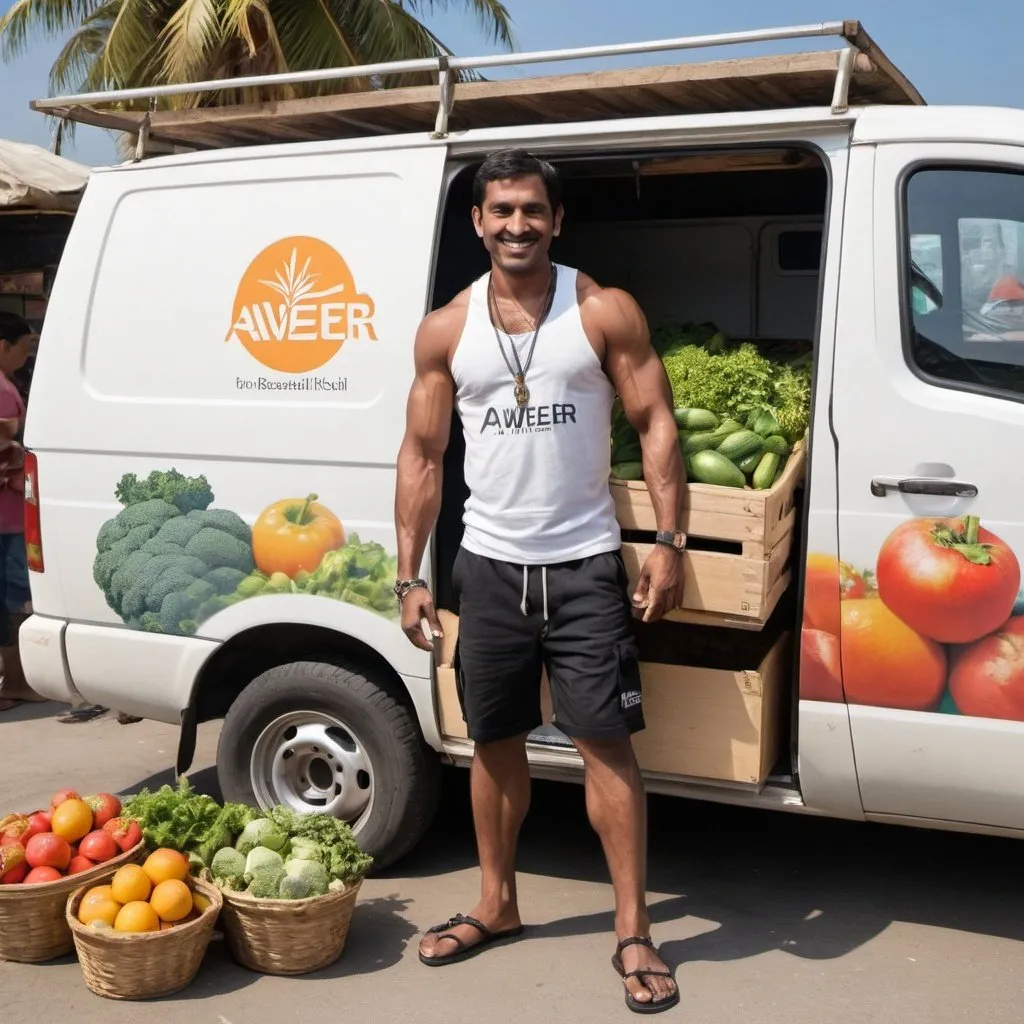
left=2, top=701, right=1023, bottom=1023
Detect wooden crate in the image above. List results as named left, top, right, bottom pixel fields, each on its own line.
left=613, top=442, right=804, bottom=628
left=434, top=614, right=789, bottom=787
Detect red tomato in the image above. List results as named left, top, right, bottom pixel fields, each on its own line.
left=79, top=830, right=119, bottom=864
left=803, top=553, right=867, bottom=637
left=800, top=628, right=844, bottom=702
left=24, top=832, right=72, bottom=871
left=67, top=855, right=97, bottom=875
left=840, top=598, right=948, bottom=711
left=876, top=515, right=1020, bottom=644
left=49, top=789, right=81, bottom=811
left=24, top=866, right=63, bottom=884
left=102, top=817, right=143, bottom=853
left=22, top=811, right=53, bottom=844
left=949, top=616, right=1024, bottom=722
left=85, top=793, right=121, bottom=829
left=1, top=861, right=28, bottom=885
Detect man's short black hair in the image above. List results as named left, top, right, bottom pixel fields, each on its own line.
left=0, top=312, right=32, bottom=346
left=472, top=149, right=562, bottom=211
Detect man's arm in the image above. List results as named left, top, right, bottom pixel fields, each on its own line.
left=594, top=287, right=686, bottom=621
left=394, top=308, right=457, bottom=650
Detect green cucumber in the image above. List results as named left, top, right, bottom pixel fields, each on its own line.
left=611, top=461, right=644, bottom=481
left=687, top=449, right=747, bottom=488
left=752, top=452, right=782, bottom=490
left=710, top=417, right=744, bottom=438
left=737, top=451, right=762, bottom=475
left=716, top=429, right=764, bottom=462
left=761, top=435, right=791, bottom=458
left=674, top=408, right=720, bottom=431
left=746, top=409, right=781, bottom=437
left=681, top=431, right=719, bottom=455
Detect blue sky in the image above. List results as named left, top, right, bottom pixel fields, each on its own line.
left=0, top=0, right=1018, bottom=167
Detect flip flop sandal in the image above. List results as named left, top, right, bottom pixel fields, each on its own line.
left=612, top=936, right=680, bottom=1015
left=56, top=704, right=108, bottom=723
left=418, top=913, right=524, bottom=967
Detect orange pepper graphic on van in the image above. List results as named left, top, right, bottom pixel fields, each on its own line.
left=252, top=494, right=346, bottom=579
left=226, top=236, right=377, bottom=374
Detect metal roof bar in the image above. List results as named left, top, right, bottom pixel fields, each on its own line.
left=39, top=20, right=850, bottom=109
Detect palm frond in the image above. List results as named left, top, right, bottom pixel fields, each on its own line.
left=400, top=0, right=515, bottom=49
left=0, top=0, right=106, bottom=60
left=156, top=0, right=222, bottom=82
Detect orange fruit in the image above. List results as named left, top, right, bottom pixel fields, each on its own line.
left=840, top=598, right=947, bottom=711
left=114, top=900, right=160, bottom=933
left=81, top=884, right=115, bottom=904
left=111, top=863, right=152, bottom=904
left=78, top=897, right=121, bottom=928
left=142, top=848, right=189, bottom=886
left=50, top=799, right=94, bottom=843
left=192, top=893, right=211, bottom=914
left=150, top=879, right=193, bottom=923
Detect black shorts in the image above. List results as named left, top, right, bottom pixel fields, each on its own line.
left=451, top=546, right=645, bottom=744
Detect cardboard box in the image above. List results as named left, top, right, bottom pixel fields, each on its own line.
left=434, top=611, right=789, bottom=786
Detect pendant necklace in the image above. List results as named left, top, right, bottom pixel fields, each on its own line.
left=488, top=263, right=557, bottom=408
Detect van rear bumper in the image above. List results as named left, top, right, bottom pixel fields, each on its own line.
left=18, top=614, right=79, bottom=705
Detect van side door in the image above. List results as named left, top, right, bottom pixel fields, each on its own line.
left=832, top=136, right=1024, bottom=832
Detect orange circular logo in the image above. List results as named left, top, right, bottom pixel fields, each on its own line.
left=225, top=236, right=377, bottom=374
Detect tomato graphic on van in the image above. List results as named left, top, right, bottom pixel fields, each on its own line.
left=799, top=514, right=1024, bottom=723
left=92, top=468, right=399, bottom=637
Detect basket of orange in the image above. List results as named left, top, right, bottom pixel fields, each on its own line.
left=66, top=847, right=223, bottom=1000
left=0, top=789, right=146, bottom=963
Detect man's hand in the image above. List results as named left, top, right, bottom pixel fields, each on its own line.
left=401, top=586, right=445, bottom=652
left=631, top=545, right=685, bottom=623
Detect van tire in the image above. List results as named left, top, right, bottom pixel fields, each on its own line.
left=215, top=659, right=440, bottom=873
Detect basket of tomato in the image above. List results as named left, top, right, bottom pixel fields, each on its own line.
left=66, top=848, right=223, bottom=1000
left=0, top=788, right=144, bottom=963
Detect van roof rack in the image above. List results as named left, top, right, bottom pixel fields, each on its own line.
left=31, top=19, right=922, bottom=155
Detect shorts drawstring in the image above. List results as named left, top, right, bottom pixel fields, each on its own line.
left=520, top=565, right=550, bottom=624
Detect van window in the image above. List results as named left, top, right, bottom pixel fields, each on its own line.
left=904, top=166, right=1024, bottom=398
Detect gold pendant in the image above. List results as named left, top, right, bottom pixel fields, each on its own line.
left=513, top=376, right=529, bottom=408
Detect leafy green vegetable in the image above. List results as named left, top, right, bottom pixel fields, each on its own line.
left=266, top=804, right=372, bottom=884
left=283, top=858, right=329, bottom=897
left=235, top=818, right=288, bottom=856
left=248, top=865, right=287, bottom=899
left=646, top=323, right=812, bottom=445
left=121, top=778, right=257, bottom=863
left=244, top=846, right=285, bottom=878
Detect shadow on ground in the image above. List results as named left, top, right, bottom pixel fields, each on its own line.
left=378, top=767, right=1024, bottom=969
left=118, top=761, right=1024, bottom=976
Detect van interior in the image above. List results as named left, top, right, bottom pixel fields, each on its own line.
left=430, top=146, right=827, bottom=782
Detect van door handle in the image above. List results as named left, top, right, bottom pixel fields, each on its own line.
left=870, top=476, right=978, bottom=498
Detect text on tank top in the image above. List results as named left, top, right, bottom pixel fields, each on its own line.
left=451, top=263, right=621, bottom=565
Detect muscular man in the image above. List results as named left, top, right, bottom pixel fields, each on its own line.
left=394, top=149, right=686, bottom=1013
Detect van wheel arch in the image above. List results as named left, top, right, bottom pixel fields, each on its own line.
left=175, top=623, right=441, bottom=871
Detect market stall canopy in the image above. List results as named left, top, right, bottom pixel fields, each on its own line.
left=0, top=139, right=90, bottom=213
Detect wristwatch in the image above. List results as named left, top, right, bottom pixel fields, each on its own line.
left=393, top=578, right=428, bottom=601
left=654, top=530, right=687, bottom=554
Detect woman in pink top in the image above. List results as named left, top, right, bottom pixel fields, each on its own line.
left=0, top=311, right=44, bottom=711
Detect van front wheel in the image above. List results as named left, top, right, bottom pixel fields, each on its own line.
left=215, top=660, right=440, bottom=872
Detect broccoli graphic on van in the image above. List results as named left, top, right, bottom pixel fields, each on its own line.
left=93, top=468, right=400, bottom=636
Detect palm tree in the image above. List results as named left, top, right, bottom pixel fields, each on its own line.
left=0, top=1, right=515, bottom=119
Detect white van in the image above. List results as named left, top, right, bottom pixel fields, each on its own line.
left=19, top=20, right=1024, bottom=868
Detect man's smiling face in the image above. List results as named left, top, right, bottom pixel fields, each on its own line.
left=473, top=174, right=563, bottom=276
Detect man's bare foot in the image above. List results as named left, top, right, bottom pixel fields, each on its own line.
left=418, top=903, right=523, bottom=965
left=613, top=936, right=679, bottom=1012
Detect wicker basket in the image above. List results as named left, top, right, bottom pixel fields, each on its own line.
left=66, top=874, right=223, bottom=1000
left=0, top=840, right=146, bottom=963
left=218, top=877, right=363, bottom=975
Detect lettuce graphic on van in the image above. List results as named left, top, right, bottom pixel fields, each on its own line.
left=225, top=236, right=377, bottom=375
left=93, top=469, right=399, bottom=636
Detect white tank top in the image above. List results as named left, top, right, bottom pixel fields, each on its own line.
left=451, top=263, right=621, bottom=565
